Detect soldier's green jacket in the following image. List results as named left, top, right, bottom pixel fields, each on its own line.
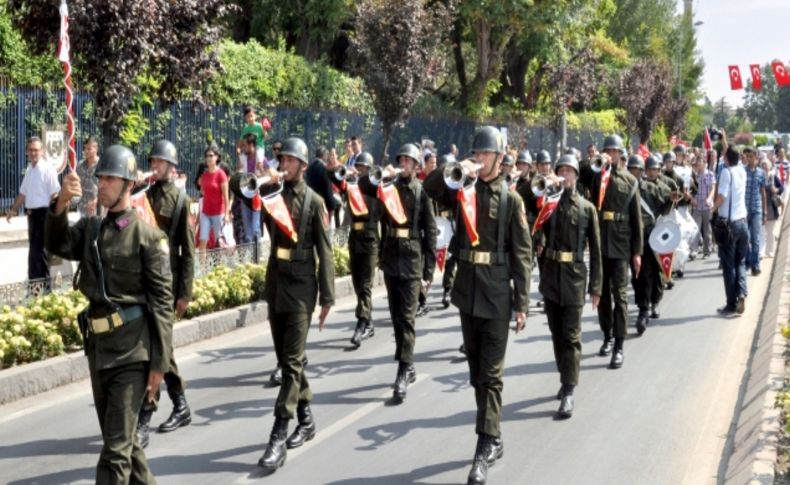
left=423, top=170, right=532, bottom=318
left=593, top=165, right=643, bottom=259
left=379, top=175, right=437, bottom=282
left=45, top=208, right=173, bottom=372
left=661, top=171, right=682, bottom=193
left=262, top=179, right=335, bottom=312
left=147, top=181, right=195, bottom=301
left=639, top=178, right=674, bottom=232
left=538, top=190, right=602, bottom=306
left=346, top=175, right=382, bottom=255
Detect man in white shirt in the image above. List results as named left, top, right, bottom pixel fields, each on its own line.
left=5, top=137, right=61, bottom=284
left=712, top=145, right=749, bottom=315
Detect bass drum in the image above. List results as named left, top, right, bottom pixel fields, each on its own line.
left=649, top=215, right=682, bottom=254
left=435, top=216, right=454, bottom=249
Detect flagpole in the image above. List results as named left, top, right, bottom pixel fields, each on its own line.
left=58, top=0, right=76, bottom=174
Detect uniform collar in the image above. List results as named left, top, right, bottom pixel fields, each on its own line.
left=103, top=208, right=136, bottom=230
left=284, top=178, right=306, bottom=195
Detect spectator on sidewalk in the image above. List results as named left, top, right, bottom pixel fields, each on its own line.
left=236, top=106, right=267, bottom=164
left=197, top=145, right=230, bottom=251
left=76, top=137, right=101, bottom=218
left=763, top=158, right=784, bottom=259
left=743, top=146, right=769, bottom=276
left=5, top=137, right=60, bottom=286
left=305, top=146, right=341, bottom=222
left=237, top=134, right=263, bottom=243
left=690, top=151, right=715, bottom=259
left=345, top=136, right=363, bottom=167
left=776, top=148, right=790, bottom=201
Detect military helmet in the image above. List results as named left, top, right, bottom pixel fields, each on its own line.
left=471, top=126, right=505, bottom=154
left=646, top=155, right=662, bottom=170
left=148, top=139, right=178, bottom=165
left=663, top=151, right=677, bottom=163
left=516, top=150, right=532, bottom=164
left=602, top=134, right=625, bottom=151
left=354, top=151, right=374, bottom=168
left=396, top=143, right=422, bottom=165
left=95, top=145, right=138, bottom=181
left=278, top=137, right=309, bottom=164
left=627, top=155, right=645, bottom=170
left=673, top=144, right=687, bottom=155
left=501, top=154, right=515, bottom=166
left=555, top=154, right=579, bottom=174
left=535, top=150, right=551, bottom=164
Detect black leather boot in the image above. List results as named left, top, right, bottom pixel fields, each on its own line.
left=557, top=385, right=574, bottom=419
left=650, top=305, right=660, bottom=319
left=269, top=364, right=282, bottom=386
left=392, top=362, right=416, bottom=402
left=467, top=434, right=503, bottom=484
left=610, top=348, right=624, bottom=369
left=360, top=319, right=375, bottom=340
left=598, top=338, right=614, bottom=356
left=136, top=408, right=153, bottom=449
left=258, top=417, right=290, bottom=472
left=635, top=312, right=648, bottom=336
left=441, top=288, right=451, bottom=309
left=286, top=401, right=316, bottom=449
left=158, top=392, right=192, bottom=433
left=350, top=319, right=365, bottom=348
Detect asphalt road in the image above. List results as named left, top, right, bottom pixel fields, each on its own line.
left=0, top=254, right=771, bottom=485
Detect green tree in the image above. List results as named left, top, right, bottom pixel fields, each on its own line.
left=742, top=62, right=790, bottom=132
left=0, top=3, right=59, bottom=86
left=615, top=60, right=673, bottom=144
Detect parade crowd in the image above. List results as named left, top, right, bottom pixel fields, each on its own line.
left=11, top=107, right=788, bottom=484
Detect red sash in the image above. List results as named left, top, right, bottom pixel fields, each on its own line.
left=377, top=183, right=407, bottom=224
left=532, top=191, right=561, bottom=235
left=597, top=165, right=611, bottom=211
left=457, top=184, right=480, bottom=246
left=130, top=192, right=158, bottom=228
left=347, top=184, right=369, bottom=216
left=262, top=194, right=297, bottom=242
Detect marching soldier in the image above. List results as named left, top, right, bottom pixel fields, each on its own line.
left=137, top=139, right=195, bottom=447
left=592, top=135, right=643, bottom=369
left=341, top=151, right=381, bottom=348
left=514, top=151, right=533, bottom=197
left=379, top=143, right=437, bottom=403
left=536, top=154, right=601, bottom=419
left=518, top=150, right=552, bottom=310
left=257, top=137, right=335, bottom=473
left=627, top=155, right=675, bottom=334
left=46, top=145, right=173, bottom=483
left=424, top=126, right=531, bottom=485
left=436, top=154, right=458, bottom=309
left=499, top=153, right=515, bottom=178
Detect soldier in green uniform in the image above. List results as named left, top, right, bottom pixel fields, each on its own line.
left=257, top=137, right=335, bottom=473
left=137, top=139, right=195, bottom=447
left=437, top=154, right=458, bottom=310
left=340, top=151, right=381, bottom=348
left=627, top=155, right=676, bottom=334
left=518, top=150, right=552, bottom=310
left=424, top=126, right=531, bottom=485
left=514, top=150, right=533, bottom=201
left=45, top=145, right=173, bottom=484
left=379, top=143, right=437, bottom=403
left=536, top=154, right=601, bottom=419
left=592, top=135, right=643, bottom=369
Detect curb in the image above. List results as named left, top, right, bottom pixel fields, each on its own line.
left=0, top=272, right=383, bottom=405
left=722, top=209, right=790, bottom=484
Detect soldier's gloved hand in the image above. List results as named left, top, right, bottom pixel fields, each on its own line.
left=146, top=370, right=164, bottom=403
left=318, top=305, right=331, bottom=331
left=514, top=311, right=526, bottom=333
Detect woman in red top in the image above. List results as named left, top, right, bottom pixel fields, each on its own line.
left=198, top=146, right=230, bottom=250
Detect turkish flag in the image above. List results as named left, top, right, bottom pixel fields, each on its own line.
left=346, top=183, right=368, bottom=216
left=457, top=184, right=480, bottom=246
left=532, top=190, right=561, bottom=236
left=728, top=65, right=743, bottom=90
left=262, top=193, right=298, bottom=242
left=750, top=64, right=762, bottom=91
left=656, top=252, right=674, bottom=282
left=436, top=247, right=447, bottom=272
left=772, top=61, right=790, bottom=87
left=703, top=127, right=712, bottom=151
left=377, top=183, right=407, bottom=225
left=638, top=144, right=651, bottom=160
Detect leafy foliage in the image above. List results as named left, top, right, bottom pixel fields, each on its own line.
left=545, top=47, right=601, bottom=132
left=743, top=63, right=790, bottom=132
left=615, top=60, right=672, bottom=144
left=0, top=3, right=59, bottom=86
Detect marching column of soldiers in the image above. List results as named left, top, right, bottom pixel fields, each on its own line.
left=49, top=125, right=691, bottom=485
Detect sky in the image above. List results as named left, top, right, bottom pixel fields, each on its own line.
left=689, top=0, right=790, bottom=107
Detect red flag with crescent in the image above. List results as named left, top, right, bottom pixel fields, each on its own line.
left=378, top=183, right=407, bottom=224
left=656, top=252, right=674, bottom=281
left=436, top=247, right=448, bottom=272
left=346, top=183, right=369, bottom=216
left=750, top=64, right=762, bottom=91
left=638, top=144, right=651, bottom=160
left=131, top=192, right=158, bottom=228
left=532, top=190, right=561, bottom=235
left=457, top=184, right=480, bottom=246
left=597, top=164, right=611, bottom=211
left=728, top=65, right=743, bottom=90
left=262, top=194, right=298, bottom=242
left=772, top=61, right=790, bottom=87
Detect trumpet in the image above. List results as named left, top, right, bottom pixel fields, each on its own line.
left=590, top=155, right=606, bottom=173
left=241, top=172, right=285, bottom=199
left=530, top=174, right=565, bottom=197
left=503, top=170, right=522, bottom=185
left=370, top=166, right=402, bottom=186
left=329, top=165, right=348, bottom=182
left=443, top=161, right=482, bottom=190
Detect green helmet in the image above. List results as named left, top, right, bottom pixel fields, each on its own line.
left=673, top=144, right=687, bottom=155
left=555, top=154, right=579, bottom=174
left=663, top=151, right=676, bottom=163
left=471, top=126, right=505, bottom=154
left=646, top=155, right=662, bottom=170
left=517, top=150, right=532, bottom=164
left=627, top=155, right=645, bottom=170
left=602, top=134, right=624, bottom=151
left=396, top=143, right=421, bottom=165
left=95, top=145, right=138, bottom=181
left=278, top=137, right=309, bottom=164
left=354, top=151, right=374, bottom=168
left=536, top=150, right=551, bottom=164
left=148, top=139, right=178, bottom=165
left=501, top=154, right=515, bottom=166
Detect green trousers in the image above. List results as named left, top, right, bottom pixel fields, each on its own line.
left=384, top=276, right=420, bottom=364
left=459, top=312, right=509, bottom=437
left=90, top=361, right=155, bottom=485
left=544, top=300, right=583, bottom=386
left=350, top=248, right=377, bottom=321
left=631, top=245, right=663, bottom=311
left=140, top=354, right=185, bottom=413
left=270, top=312, right=313, bottom=418
left=598, top=256, right=629, bottom=348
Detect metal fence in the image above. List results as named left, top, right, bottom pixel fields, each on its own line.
left=0, top=86, right=604, bottom=211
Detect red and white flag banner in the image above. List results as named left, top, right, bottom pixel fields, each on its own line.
left=728, top=65, right=743, bottom=90
left=262, top=194, right=298, bottom=242
left=57, top=0, right=76, bottom=173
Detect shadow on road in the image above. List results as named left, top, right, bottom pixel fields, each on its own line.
left=320, top=459, right=471, bottom=485
left=0, top=434, right=101, bottom=460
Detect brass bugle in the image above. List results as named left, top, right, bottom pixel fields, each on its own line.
left=241, top=171, right=285, bottom=199
left=370, top=166, right=402, bottom=186
left=443, top=161, right=481, bottom=190
left=530, top=174, right=565, bottom=197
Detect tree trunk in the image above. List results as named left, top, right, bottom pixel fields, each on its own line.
left=101, top=120, right=119, bottom=147
left=524, top=63, right=546, bottom=110
left=380, top=123, right=392, bottom=165
left=451, top=16, right=467, bottom=108
left=492, top=39, right=528, bottom=106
